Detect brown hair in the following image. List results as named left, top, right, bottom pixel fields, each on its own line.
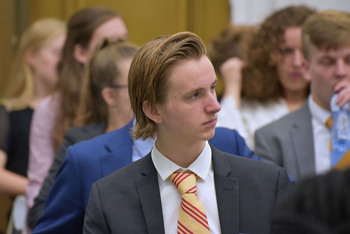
left=53, top=6, right=123, bottom=150
left=75, top=39, right=138, bottom=126
left=207, top=24, right=255, bottom=76
left=242, top=5, right=316, bottom=101
left=302, top=10, right=350, bottom=61
left=128, top=32, right=207, bottom=139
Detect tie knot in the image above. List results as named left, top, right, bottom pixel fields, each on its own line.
left=326, top=117, right=332, bottom=130
left=170, top=172, right=197, bottom=195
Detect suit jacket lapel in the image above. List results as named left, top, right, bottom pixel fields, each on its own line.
left=100, top=120, right=134, bottom=177
left=135, top=154, right=165, bottom=234
left=290, top=103, right=315, bottom=179
left=212, top=146, right=240, bottom=234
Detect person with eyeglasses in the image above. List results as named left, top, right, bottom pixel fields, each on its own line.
left=27, top=6, right=129, bottom=228
left=29, top=39, right=137, bottom=231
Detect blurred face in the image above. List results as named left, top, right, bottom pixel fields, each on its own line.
left=303, top=45, right=350, bottom=110
left=276, top=27, right=308, bottom=95
left=88, top=17, right=128, bottom=56
left=28, top=33, right=66, bottom=90
left=155, top=55, right=221, bottom=145
left=110, top=59, right=132, bottom=113
left=75, top=17, right=128, bottom=64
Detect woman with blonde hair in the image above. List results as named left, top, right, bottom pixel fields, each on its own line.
left=0, top=17, right=65, bottom=195
left=30, top=39, right=138, bottom=232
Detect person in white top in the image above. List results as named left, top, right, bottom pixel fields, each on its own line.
left=214, top=6, right=316, bottom=148
left=83, top=31, right=291, bottom=234
left=255, top=10, right=350, bottom=181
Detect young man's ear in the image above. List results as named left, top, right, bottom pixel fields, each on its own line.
left=142, top=100, right=163, bottom=124
left=301, top=60, right=312, bottom=82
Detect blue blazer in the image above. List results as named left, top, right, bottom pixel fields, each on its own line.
left=32, top=120, right=259, bottom=234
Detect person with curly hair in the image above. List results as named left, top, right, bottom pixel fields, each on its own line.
left=215, top=6, right=316, bottom=149
left=255, top=9, right=350, bottom=181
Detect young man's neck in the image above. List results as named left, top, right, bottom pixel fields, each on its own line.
left=284, top=89, right=308, bottom=112
left=155, top=136, right=206, bottom=168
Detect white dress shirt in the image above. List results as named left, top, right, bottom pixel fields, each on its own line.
left=308, top=95, right=331, bottom=174
left=151, top=141, right=221, bottom=234
left=216, top=95, right=289, bottom=149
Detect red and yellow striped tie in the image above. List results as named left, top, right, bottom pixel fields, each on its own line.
left=170, top=172, right=210, bottom=234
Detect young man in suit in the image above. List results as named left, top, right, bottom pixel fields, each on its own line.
left=31, top=121, right=258, bottom=233
left=255, top=10, right=350, bottom=181
left=83, top=32, right=291, bottom=234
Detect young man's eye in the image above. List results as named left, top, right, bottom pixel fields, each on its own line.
left=210, top=85, right=217, bottom=92
left=319, top=58, right=335, bottom=66
left=190, top=92, right=200, bottom=99
left=345, top=56, right=350, bottom=64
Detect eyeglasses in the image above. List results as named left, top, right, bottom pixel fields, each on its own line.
left=109, top=84, right=128, bottom=89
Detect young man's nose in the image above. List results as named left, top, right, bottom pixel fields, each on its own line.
left=335, top=59, right=346, bottom=78
left=206, top=93, right=221, bottom=114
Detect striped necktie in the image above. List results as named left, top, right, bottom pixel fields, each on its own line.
left=326, top=117, right=350, bottom=170
left=170, top=171, right=210, bottom=234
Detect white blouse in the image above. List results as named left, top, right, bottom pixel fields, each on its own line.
left=216, top=96, right=289, bottom=149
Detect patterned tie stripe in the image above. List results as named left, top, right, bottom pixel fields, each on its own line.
left=171, top=172, right=210, bottom=234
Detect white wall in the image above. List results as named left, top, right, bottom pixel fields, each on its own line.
left=230, top=0, right=350, bottom=25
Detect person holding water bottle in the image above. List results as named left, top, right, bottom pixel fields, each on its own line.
left=255, top=10, right=350, bottom=181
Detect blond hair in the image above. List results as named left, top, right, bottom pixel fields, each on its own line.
left=302, top=10, right=350, bottom=61
left=2, top=18, right=65, bottom=111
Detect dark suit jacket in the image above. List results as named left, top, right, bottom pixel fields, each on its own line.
left=255, top=102, right=315, bottom=181
left=84, top=146, right=291, bottom=234
left=32, top=120, right=260, bottom=234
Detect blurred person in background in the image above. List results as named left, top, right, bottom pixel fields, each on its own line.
left=0, top=18, right=65, bottom=196
left=26, top=6, right=128, bottom=212
left=29, top=39, right=138, bottom=229
left=215, top=6, right=316, bottom=149
left=0, top=17, right=65, bottom=233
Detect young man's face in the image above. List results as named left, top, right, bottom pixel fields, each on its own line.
left=155, top=55, right=221, bottom=144
left=276, top=27, right=309, bottom=96
left=303, top=45, right=350, bottom=110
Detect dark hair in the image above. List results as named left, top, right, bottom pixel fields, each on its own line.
left=242, top=5, right=316, bottom=101
left=271, top=169, right=350, bottom=234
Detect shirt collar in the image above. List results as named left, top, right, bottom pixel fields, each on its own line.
left=151, top=141, right=212, bottom=181
left=309, top=95, right=331, bottom=125
left=132, top=118, right=155, bottom=157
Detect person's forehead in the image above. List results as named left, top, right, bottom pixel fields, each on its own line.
left=94, top=17, right=128, bottom=39
left=167, top=56, right=215, bottom=87
left=280, top=27, right=301, bottom=45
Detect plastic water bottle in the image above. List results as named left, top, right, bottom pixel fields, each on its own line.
left=330, top=93, right=350, bottom=153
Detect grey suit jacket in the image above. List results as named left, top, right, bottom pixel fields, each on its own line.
left=28, top=121, right=105, bottom=228
left=255, top=102, right=315, bottom=181
left=83, top=146, right=291, bottom=234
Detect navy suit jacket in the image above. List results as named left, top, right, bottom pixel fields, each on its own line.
left=32, top=120, right=261, bottom=234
